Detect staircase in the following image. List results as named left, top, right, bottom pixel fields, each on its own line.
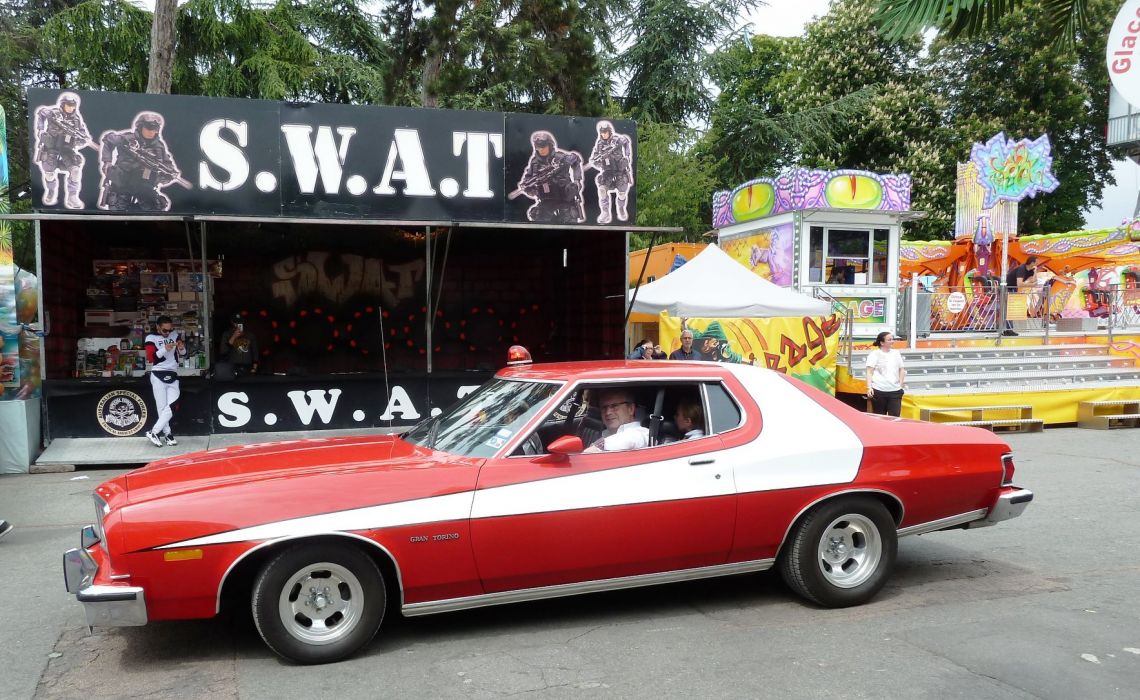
left=841, top=343, right=1140, bottom=428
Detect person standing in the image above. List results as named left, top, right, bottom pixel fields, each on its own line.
left=668, top=330, right=704, bottom=360
left=219, top=314, right=260, bottom=376
left=865, top=331, right=905, bottom=417
left=1003, top=255, right=1038, bottom=336
left=144, top=315, right=186, bottom=446
left=627, top=339, right=654, bottom=360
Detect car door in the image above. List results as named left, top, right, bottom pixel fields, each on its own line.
left=468, top=382, right=737, bottom=594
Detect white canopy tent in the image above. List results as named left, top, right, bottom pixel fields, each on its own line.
left=629, top=244, right=832, bottom=318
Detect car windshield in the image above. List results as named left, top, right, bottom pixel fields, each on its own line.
left=402, top=378, right=563, bottom=457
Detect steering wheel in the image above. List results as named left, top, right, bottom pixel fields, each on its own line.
left=520, top=432, right=543, bottom=456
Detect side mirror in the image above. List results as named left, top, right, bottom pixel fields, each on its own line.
left=535, top=435, right=584, bottom=464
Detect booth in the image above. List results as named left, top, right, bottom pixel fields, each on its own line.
left=11, top=89, right=676, bottom=464
left=710, top=168, right=923, bottom=338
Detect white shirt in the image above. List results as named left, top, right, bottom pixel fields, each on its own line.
left=866, top=348, right=905, bottom=392
left=683, top=428, right=705, bottom=440
left=599, top=421, right=649, bottom=451
left=146, top=331, right=183, bottom=372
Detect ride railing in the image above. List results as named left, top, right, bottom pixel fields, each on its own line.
left=898, top=285, right=1005, bottom=336
left=1108, top=285, right=1140, bottom=342
left=813, top=286, right=855, bottom=368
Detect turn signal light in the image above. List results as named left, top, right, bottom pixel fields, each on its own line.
left=507, top=345, right=533, bottom=366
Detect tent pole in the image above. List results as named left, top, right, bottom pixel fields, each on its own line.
left=625, top=232, right=657, bottom=328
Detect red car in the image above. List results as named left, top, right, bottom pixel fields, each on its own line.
left=64, top=360, right=1032, bottom=664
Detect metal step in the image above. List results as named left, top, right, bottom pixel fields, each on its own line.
left=907, top=368, right=1140, bottom=391
left=903, top=356, right=1133, bottom=375
left=940, top=418, right=1045, bottom=433
left=907, top=379, right=1140, bottom=395
left=843, top=344, right=1109, bottom=365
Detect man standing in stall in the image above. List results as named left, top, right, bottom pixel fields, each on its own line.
left=144, top=315, right=186, bottom=446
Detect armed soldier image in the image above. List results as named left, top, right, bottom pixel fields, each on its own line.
left=587, top=120, right=633, bottom=225
left=98, top=112, right=190, bottom=212
left=510, top=131, right=585, bottom=224
left=33, top=92, right=93, bottom=209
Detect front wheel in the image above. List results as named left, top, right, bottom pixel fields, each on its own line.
left=251, top=541, right=386, bottom=664
left=779, top=496, right=897, bottom=608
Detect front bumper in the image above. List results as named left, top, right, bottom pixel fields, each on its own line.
left=971, top=486, right=1033, bottom=528
left=63, top=525, right=148, bottom=627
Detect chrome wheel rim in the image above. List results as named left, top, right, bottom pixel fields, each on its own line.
left=816, top=513, right=882, bottom=589
left=278, top=561, right=364, bottom=645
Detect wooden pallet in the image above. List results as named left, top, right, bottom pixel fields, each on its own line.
left=939, top=418, right=1045, bottom=433
left=920, top=405, right=1033, bottom=423
left=1077, top=400, right=1140, bottom=430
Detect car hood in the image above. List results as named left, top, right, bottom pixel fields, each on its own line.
left=123, top=435, right=438, bottom=505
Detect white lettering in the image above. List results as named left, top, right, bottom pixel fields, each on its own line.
left=217, top=392, right=251, bottom=428
left=456, top=385, right=480, bottom=400
left=373, top=129, right=436, bottom=196
left=378, top=385, right=421, bottom=421
left=199, top=119, right=250, bottom=191
left=453, top=131, right=503, bottom=198
left=287, top=389, right=343, bottom=425
left=281, top=124, right=357, bottom=194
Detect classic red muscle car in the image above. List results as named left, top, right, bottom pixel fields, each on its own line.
left=64, top=360, right=1032, bottom=664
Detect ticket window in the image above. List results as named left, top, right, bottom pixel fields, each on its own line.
left=809, top=227, right=890, bottom=286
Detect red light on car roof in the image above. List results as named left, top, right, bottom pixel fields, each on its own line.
left=507, top=345, right=532, bottom=366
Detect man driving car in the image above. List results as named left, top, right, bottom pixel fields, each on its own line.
left=583, top=388, right=649, bottom=452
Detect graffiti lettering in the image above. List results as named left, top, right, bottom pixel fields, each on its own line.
left=272, top=252, right=424, bottom=307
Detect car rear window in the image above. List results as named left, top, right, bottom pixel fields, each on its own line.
left=705, top=382, right=742, bottom=434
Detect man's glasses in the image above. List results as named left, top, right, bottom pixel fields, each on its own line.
left=159, top=327, right=173, bottom=334
left=600, top=401, right=632, bottom=412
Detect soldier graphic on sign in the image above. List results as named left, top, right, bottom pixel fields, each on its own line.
left=586, top=120, right=633, bottom=225
left=98, top=111, right=191, bottom=212
left=33, top=92, right=94, bottom=209
left=510, top=131, right=585, bottom=224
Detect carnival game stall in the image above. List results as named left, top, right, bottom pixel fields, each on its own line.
left=627, top=245, right=840, bottom=393
left=710, top=168, right=922, bottom=339
left=8, top=89, right=677, bottom=465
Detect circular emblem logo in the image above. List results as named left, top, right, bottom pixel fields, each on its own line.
left=946, top=291, right=967, bottom=314
left=96, top=390, right=148, bottom=437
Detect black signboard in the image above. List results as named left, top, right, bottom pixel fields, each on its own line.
left=28, top=89, right=636, bottom=225
left=44, top=373, right=493, bottom=439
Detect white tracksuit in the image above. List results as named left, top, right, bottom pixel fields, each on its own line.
left=146, top=331, right=184, bottom=436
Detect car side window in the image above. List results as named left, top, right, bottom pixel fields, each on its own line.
left=704, top=382, right=742, bottom=434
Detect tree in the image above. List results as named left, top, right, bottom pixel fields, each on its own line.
left=873, top=0, right=1087, bottom=46
left=702, top=0, right=955, bottom=238
left=619, top=0, right=759, bottom=125
left=925, top=0, right=1118, bottom=233
left=632, top=120, right=719, bottom=246
left=147, top=0, right=178, bottom=93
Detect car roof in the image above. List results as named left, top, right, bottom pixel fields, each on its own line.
left=497, top=360, right=738, bottom=382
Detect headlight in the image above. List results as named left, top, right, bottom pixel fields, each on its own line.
left=93, top=493, right=110, bottom=552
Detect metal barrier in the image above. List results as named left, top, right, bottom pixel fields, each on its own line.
left=1108, top=285, right=1140, bottom=343
left=813, top=287, right=855, bottom=368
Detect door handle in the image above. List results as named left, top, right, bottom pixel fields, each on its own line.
left=688, top=457, right=715, bottom=465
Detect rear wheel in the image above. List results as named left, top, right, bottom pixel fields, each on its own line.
left=251, top=541, right=386, bottom=664
left=779, top=496, right=897, bottom=607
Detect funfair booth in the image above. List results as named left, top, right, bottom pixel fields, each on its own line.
left=9, top=89, right=675, bottom=466
left=710, top=168, right=922, bottom=338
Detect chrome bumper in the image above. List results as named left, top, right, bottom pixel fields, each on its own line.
left=971, top=487, right=1033, bottom=528
left=63, top=526, right=148, bottom=627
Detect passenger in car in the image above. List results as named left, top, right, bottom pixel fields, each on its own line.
left=583, top=388, right=649, bottom=452
left=674, top=399, right=705, bottom=440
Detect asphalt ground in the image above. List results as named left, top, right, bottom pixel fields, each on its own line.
left=0, top=427, right=1137, bottom=699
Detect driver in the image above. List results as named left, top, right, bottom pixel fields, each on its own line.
left=584, top=388, right=648, bottom=452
